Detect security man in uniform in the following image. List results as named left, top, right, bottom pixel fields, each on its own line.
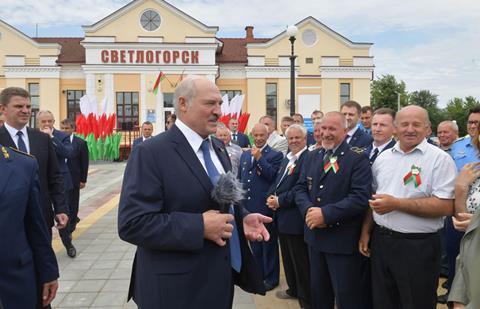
left=0, top=145, right=59, bottom=308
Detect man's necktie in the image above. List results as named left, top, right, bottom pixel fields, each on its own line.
left=233, top=133, right=237, bottom=141
left=369, top=148, right=379, bottom=165
left=323, top=149, right=333, bottom=166
left=200, top=139, right=242, bottom=272
left=16, top=131, right=28, bottom=153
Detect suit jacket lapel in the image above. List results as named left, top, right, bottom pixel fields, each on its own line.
left=27, top=128, right=40, bottom=156
left=170, top=125, right=213, bottom=195
left=212, top=139, right=232, bottom=173
left=275, top=158, right=290, bottom=189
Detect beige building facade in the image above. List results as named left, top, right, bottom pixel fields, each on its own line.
left=0, top=0, right=374, bottom=133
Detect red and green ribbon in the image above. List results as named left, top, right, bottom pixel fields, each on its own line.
left=324, top=157, right=339, bottom=174
left=403, top=165, right=422, bottom=187
left=287, top=163, right=296, bottom=175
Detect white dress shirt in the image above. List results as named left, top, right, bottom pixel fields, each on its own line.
left=175, top=119, right=225, bottom=175
left=346, top=127, right=358, bottom=144
left=3, top=122, right=30, bottom=153
left=369, top=138, right=394, bottom=159
left=372, top=139, right=457, bottom=233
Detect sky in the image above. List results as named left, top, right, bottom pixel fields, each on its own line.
left=1, top=0, right=479, bottom=107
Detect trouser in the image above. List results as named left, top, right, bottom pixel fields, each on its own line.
left=371, top=225, right=441, bottom=309
left=445, top=216, right=464, bottom=290
left=279, top=233, right=311, bottom=308
left=309, top=247, right=363, bottom=309
left=250, top=222, right=279, bottom=286
left=59, top=189, right=73, bottom=249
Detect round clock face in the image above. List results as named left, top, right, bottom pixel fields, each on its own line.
left=140, top=10, right=161, bottom=31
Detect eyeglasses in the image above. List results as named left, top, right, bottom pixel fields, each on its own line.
left=468, top=120, right=479, bottom=125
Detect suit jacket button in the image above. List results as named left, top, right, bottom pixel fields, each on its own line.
left=336, top=222, right=340, bottom=226
left=247, top=188, right=251, bottom=191
left=247, top=197, right=251, bottom=200
left=247, top=179, right=251, bottom=182
left=316, top=198, right=321, bottom=202
left=319, top=185, right=324, bottom=189
left=249, top=171, right=252, bottom=174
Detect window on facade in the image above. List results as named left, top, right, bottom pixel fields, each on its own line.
left=340, top=83, right=351, bottom=104
left=220, top=90, right=242, bottom=101
left=306, top=57, right=313, bottom=64
left=67, top=90, right=85, bottom=122
left=266, top=83, right=278, bottom=124
left=116, top=92, right=139, bottom=130
left=28, top=83, right=39, bottom=128
left=163, top=93, right=174, bottom=108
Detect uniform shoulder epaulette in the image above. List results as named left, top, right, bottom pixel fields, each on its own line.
left=452, top=136, right=466, bottom=144
left=8, top=146, right=34, bottom=158
left=350, top=146, right=365, bottom=154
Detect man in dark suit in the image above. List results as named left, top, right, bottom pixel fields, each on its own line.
left=0, top=87, right=68, bottom=233
left=238, top=123, right=283, bottom=290
left=132, top=121, right=154, bottom=147
left=295, top=111, right=372, bottom=309
left=37, top=110, right=76, bottom=257
left=60, top=118, right=89, bottom=258
left=229, top=117, right=250, bottom=148
left=118, top=76, right=272, bottom=308
left=267, top=124, right=311, bottom=308
left=0, top=144, right=59, bottom=308
left=364, top=108, right=396, bottom=165
left=359, top=107, right=396, bottom=308
left=341, top=100, right=373, bottom=150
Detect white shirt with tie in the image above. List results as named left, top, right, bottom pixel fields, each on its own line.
left=3, top=122, right=30, bottom=153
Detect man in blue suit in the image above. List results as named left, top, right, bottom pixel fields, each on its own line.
left=118, top=76, right=272, bottom=309
left=132, top=121, right=154, bottom=148
left=267, top=124, right=311, bottom=308
left=295, top=111, right=372, bottom=309
left=0, top=145, right=59, bottom=308
left=341, top=100, right=373, bottom=150
left=37, top=110, right=76, bottom=257
left=238, top=123, right=283, bottom=290
left=229, top=117, right=250, bottom=148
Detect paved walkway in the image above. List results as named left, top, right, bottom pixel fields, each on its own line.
left=50, top=162, right=447, bottom=309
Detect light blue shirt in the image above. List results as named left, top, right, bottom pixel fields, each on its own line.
left=450, top=136, right=480, bottom=171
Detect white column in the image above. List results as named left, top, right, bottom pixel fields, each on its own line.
left=104, top=73, right=114, bottom=115
left=140, top=73, right=147, bottom=124
left=86, top=73, right=95, bottom=98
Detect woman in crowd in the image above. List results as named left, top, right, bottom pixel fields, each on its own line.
left=448, top=126, right=480, bottom=309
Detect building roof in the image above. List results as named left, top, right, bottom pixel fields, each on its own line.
left=31, top=37, right=270, bottom=65
left=33, top=37, right=85, bottom=64
left=217, top=38, right=270, bottom=63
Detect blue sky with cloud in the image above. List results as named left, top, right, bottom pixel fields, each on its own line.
left=2, top=0, right=479, bottom=106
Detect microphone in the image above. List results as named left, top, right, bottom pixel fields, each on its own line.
left=211, top=172, right=246, bottom=213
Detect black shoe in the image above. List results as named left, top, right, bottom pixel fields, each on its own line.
left=437, top=293, right=449, bottom=304
left=275, top=290, right=296, bottom=299
left=263, top=281, right=278, bottom=292
left=67, top=245, right=77, bottom=258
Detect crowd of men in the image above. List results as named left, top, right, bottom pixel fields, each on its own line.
left=1, top=76, right=479, bottom=309
left=0, top=87, right=89, bottom=308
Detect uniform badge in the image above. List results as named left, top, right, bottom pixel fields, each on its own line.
left=1, top=146, right=9, bottom=159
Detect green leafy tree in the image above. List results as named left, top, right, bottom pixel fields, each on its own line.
left=370, top=74, right=407, bottom=110
left=444, top=96, right=480, bottom=136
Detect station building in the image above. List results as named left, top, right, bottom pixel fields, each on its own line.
left=0, top=0, right=374, bottom=133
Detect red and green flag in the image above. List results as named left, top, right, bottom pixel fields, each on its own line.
left=153, top=71, right=166, bottom=95
left=324, top=156, right=339, bottom=174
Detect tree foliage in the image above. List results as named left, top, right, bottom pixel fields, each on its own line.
left=369, top=75, right=480, bottom=137
left=370, top=74, right=408, bottom=110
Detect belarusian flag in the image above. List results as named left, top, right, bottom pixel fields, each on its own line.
left=153, top=71, right=166, bottom=95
